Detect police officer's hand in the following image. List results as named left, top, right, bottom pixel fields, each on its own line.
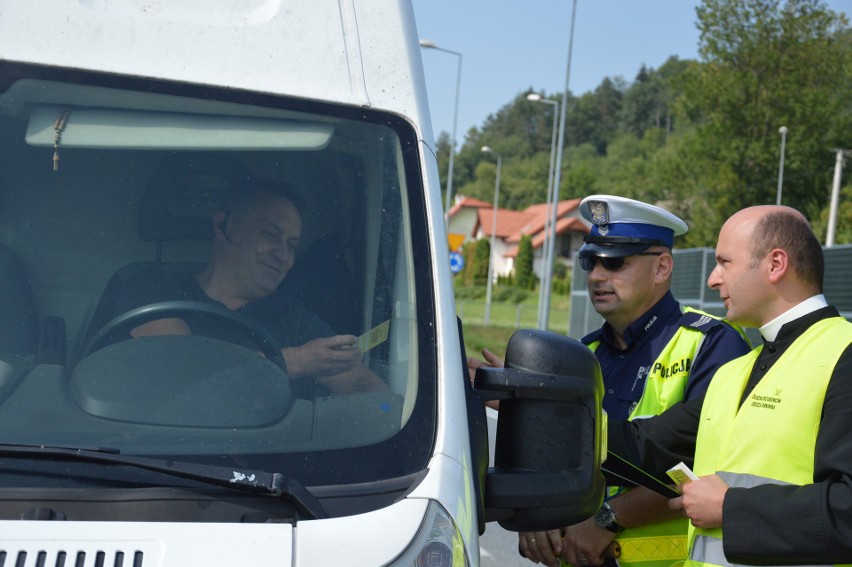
left=283, top=335, right=362, bottom=379
left=466, top=347, right=503, bottom=384
left=560, top=517, right=615, bottom=566
left=466, top=348, right=504, bottom=409
left=518, top=530, right=562, bottom=567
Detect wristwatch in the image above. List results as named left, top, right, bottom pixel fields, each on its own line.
left=594, top=501, right=625, bottom=533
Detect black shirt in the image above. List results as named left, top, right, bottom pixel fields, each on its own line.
left=111, top=265, right=336, bottom=399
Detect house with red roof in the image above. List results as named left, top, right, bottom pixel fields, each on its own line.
left=447, top=195, right=590, bottom=281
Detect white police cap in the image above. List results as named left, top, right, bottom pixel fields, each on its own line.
left=579, top=194, right=688, bottom=257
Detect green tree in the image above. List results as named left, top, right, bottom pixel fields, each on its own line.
left=499, top=156, right=550, bottom=210
left=813, top=182, right=852, bottom=245
left=645, top=128, right=738, bottom=247
left=446, top=0, right=851, bottom=251
left=515, top=234, right=534, bottom=289
left=683, top=0, right=852, bottom=218
left=568, top=78, right=624, bottom=154
left=472, top=238, right=491, bottom=286
left=479, top=91, right=565, bottom=159
left=562, top=143, right=603, bottom=199
left=434, top=132, right=452, bottom=203
left=461, top=240, right=477, bottom=286
left=618, top=57, right=691, bottom=139
left=456, top=160, right=499, bottom=205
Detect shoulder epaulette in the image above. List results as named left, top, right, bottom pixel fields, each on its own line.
left=678, top=310, right=723, bottom=333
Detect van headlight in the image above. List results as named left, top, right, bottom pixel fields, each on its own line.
left=388, top=500, right=470, bottom=566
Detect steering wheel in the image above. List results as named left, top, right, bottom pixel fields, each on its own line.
left=79, top=301, right=288, bottom=372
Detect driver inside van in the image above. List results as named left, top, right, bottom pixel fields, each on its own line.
left=110, top=177, right=387, bottom=399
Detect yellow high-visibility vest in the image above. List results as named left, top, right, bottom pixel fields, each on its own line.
left=688, top=317, right=852, bottom=567
left=588, top=308, right=734, bottom=567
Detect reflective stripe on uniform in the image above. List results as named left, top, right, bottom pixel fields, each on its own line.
left=689, top=533, right=725, bottom=567
left=689, top=534, right=827, bottom=567
left=716, top=471, right=791, bottom=489
left=619, top=534, right=687, bottom=562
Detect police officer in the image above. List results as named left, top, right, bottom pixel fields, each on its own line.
left=516, top=195, right=751, bottom=567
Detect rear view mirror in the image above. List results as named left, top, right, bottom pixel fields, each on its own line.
left=476, top=329, right=606, bottom=531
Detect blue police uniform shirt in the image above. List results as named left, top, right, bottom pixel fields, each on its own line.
left=581, top=291, right=751, bottom=420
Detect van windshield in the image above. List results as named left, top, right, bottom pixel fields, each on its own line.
left=0, top=68, right=436, bottom=504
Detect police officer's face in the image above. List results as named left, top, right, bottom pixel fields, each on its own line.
left=586, top=251, right=666, bottom=325
left=220, top=195, right=301, bottom=301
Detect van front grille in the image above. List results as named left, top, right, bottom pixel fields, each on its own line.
left=0, top=548, right=145, bottom=567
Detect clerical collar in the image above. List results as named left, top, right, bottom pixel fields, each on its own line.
left=759, top=294, right=828, bottom=342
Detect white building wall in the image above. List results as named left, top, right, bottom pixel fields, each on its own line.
left=447, top=208, right=479, bottom=243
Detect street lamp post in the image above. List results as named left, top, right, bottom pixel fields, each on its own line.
left=419, top=39, right=462, bottom=225
left=826, top=149, right=849, bottom=247
left=526, top=93, right=560, bottom=330
left=544, top=0, right=578, bottom=332
left=481, top=146, right=502, bottom=326
left=776, top=126, right=788, bottom=206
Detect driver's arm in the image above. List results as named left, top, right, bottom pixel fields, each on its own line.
left=131, top=318, right=191, bottom=337
left=111, top=266, right=187, bottom=338
left=282, top=335, right=363, bottom=379
left=283, top=335, right=387, bottom=394
left=131, top=318, right=387, bottom=393
left=318, top=364, right=388, bottom=394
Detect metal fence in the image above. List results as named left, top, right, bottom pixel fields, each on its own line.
left=569, top=245, right=852, bottom=341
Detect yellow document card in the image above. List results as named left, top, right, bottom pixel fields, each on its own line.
left=356, top=320, right=390, bottom=352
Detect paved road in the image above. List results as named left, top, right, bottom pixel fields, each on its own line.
left=479, top=407, right=537, bottom=566
left=480, top=523, right=533, bottom=566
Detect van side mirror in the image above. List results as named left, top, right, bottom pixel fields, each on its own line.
left=475, top=329, right=605, bottom=531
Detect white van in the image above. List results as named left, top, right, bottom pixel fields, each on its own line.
left=0, top=1, right=604, bottom=565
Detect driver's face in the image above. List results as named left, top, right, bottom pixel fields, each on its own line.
left=221, top=195, right=301, bottom=302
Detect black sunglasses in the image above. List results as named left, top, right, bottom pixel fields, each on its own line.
left=579, top=252, right=663, bottom=272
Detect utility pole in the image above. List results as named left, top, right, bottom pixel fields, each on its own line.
left=826, top=149, right=849, bottom=247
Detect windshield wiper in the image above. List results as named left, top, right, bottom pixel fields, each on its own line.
left=0, top=443, right=327, bottom=520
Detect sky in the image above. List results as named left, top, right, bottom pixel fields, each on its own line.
left=412, top=0, right=851, bottom=142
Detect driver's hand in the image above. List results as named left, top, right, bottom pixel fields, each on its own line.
left=283, top=335, right=363, bottom=379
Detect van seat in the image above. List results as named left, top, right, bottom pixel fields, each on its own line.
left=77, top=154, right=247, bottom=360
left=0, top=244, right=39, bottom=357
